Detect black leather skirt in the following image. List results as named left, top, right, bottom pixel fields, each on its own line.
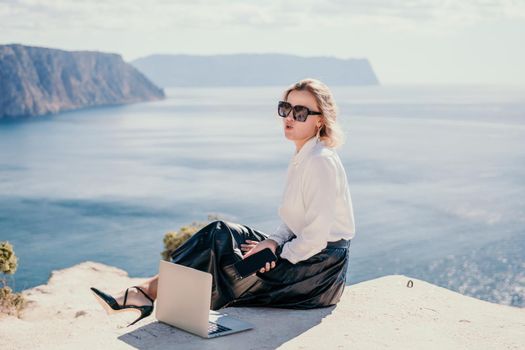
left=169, top=220, right=351, bottom=310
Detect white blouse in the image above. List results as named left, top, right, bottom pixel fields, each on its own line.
left=267, top=136, right=356, bottom=264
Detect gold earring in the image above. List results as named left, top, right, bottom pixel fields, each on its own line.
left=316, top=125, right=322, bottom=142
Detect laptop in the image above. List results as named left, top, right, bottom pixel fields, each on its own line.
left=155, top=260, right=254, bottom=338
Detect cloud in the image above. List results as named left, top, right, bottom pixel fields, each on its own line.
left=1, top=0, right=524, bottom=34
left=313, top=0, right=525, bottom=20
left=307, top=0, right=525, bottom=32
left=0, top=0, right=282, bottom=32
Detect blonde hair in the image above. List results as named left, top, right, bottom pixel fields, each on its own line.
left=282, top=78, right=345, bottom=149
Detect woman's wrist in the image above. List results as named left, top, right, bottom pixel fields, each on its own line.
left=265, top=238, right=279, bottom=249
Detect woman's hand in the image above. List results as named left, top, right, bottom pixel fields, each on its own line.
left=240, top=239, right=279, bottom=273
left=239, top=239, right=258, bottom=255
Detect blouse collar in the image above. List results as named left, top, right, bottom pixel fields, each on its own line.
left=292, top=136, right=319, bottom=166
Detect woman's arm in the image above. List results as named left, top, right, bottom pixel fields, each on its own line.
left=266, top=221, right=295, bottom=246
left=279, top=155, right=338, bottom=264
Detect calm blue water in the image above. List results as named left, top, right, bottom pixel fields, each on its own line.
left=1, top=85, right=524, bottom=307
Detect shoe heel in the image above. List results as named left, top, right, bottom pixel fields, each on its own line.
left=127, top=305, right=154, bottom=327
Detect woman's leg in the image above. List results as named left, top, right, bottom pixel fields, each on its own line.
left=114, top=274, right=159, bottom=306
left=112, top=220, right=268, bottom=308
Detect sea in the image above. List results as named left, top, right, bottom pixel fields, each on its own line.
left=1, top=85, right=524, bottom=308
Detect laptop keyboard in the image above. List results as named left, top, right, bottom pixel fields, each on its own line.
left=208, top=321, right=231, bottom=335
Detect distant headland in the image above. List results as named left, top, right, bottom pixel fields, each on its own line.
left=0, top=44, right=165, bottom=119
left=131, top=53, right=380, bottom=87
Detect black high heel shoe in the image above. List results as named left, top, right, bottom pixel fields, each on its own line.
left=90, top=286, right=154, bottom=327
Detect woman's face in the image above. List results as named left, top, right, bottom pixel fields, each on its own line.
left=282, top=89, right=322, bottom=148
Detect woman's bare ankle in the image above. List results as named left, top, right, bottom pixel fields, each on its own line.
left=138, top=283, right=154, bottom=300
left=115, top=288, right=152, bottom=307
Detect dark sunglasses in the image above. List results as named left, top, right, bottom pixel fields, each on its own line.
left=278, top=101, right=321, bottom=122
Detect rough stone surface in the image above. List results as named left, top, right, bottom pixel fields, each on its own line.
left=1, top=261, right=524, bottom=349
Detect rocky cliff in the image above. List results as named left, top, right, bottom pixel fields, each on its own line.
left=0, top=44, right=165, bottom=119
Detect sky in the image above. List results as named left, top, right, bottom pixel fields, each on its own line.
left=1, top=0, right=524, bottom=85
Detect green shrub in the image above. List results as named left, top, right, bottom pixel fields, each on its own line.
left=0, top=241, right=18, bottom=275
left=0, top=286, right=26, bottom=315
left=161, top=214, right=222, bottom=261
left=0, top=241, right=27, bottom=316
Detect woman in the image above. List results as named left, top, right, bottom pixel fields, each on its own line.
left=90, top=78, right=356, bottom=327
